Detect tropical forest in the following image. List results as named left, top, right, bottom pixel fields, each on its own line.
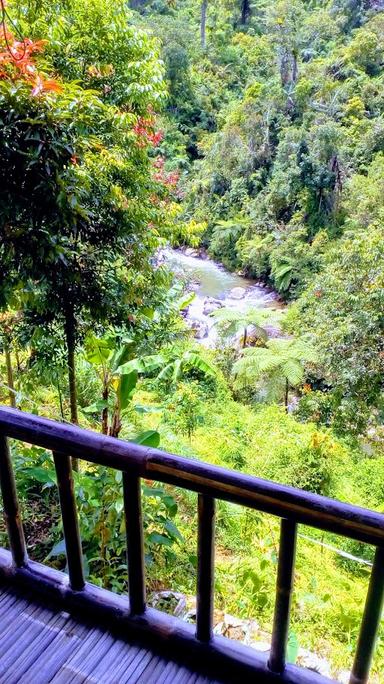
left=0, top=0, right=383, bottom=680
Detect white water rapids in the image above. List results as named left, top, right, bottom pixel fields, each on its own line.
left=163, top=249, right=282, bottom=346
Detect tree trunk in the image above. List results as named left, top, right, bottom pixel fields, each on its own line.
left=4, top=342, right=16, bottom=408
left=284, top=378, right=289, bottom=411
left=15, top=349, right=21, bottom=373
left=101, top=385, right=109, bottom=436
left=240, top=0, right=251, bottom=25
left=292, top=51, right=298, bottom=84
left=201, top=0, right=208, bottom=49
left=57, top=380, right=65, bottom=421
left=109, top=410, right=122, bottom=439
left=242, top=326, right=248, bottom=348
left=64, top=306, right=79, bottom=471
left=279, top=48, right=290, bottom=87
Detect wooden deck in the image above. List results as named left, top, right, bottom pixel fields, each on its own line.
left=0, top=583, right=223, bottom=684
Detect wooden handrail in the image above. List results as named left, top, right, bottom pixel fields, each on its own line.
left=0, top=407, right=383, bottom=546
left=0, top=406, right=383, bottom=684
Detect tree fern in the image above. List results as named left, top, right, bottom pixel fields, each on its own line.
left=273, top=262, right=294, bottom=292
left=212, top=306, right=282, bottom=347
left=233, top=337, right=316, bottom=407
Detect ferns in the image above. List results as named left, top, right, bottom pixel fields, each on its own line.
left=212, top=306, right=282, bottom=346
left=233, top=338, right=317, bottom=405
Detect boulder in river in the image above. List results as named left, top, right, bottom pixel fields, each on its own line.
left=184, top=247, right=200, bottom=257
left=189, top=319, right=209, bottom=339
left=203, top=297, right=223, bottom=315
left=187, top=280, right=200, bottom=293
left=264, top=324, right=281, bottom=339
left=229, top=286, right=246, bottom=299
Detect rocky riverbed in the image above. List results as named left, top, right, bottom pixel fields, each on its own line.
left=162, top=248, right=282, bottom=346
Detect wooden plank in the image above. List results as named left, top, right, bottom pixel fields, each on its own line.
left=82, top=637, right=134, bottom=682
left=52, top=451, right=85, bottom=591
left=0, top=587, right=28, bottom=613
left=50, top=663, right=87, bottom=684
left=51, top=626, right=107, bottom=683
left=196, top=494, right=215, bottom=642
left=185, top=673, right=207, bottom=684
left=1, top=407, right=384, bottom=546
left=268, top=519, right=297, bottom=674
left=130, top=654, right=162, bottom=683
left=52, top=638, right=140, bottom=684
left=121, top=648, right=154, bottom=683
left=18, top=619, right=88, bottom=683
left=0, top=594, right=34, bottom=637
left=0, top=585, right=17, bottom=602
left=0, top=620, right=61, bottom=682
left=0, top=434, right=27, bottom=566
left=170, top=666, right=200, bottom=684
left=70, top=630, right=116, bottom=682
left=101, top=644, right=142, bottom=684
left=0, top=601, right=53, bottom=658
left=148, top=660, right=180, bottom=684
left=0, top=610, right=71, bottom=683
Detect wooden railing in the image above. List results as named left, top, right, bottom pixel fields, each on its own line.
left=0, top=406, right=383, bottom=684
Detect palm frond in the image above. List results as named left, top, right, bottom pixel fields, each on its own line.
left=212, top=306, right=282, bottom=342
left=282, top=358, right=304, bottom=386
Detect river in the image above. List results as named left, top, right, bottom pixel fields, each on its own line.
left=164, top=248, right=281, bottom=346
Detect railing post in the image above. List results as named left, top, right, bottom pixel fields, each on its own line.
left=268, top=518, right=297, bottom=674
left=196, top=494, right=215, bottom=642
left=53, top=451, right=85, bottom=591
left=123, top=472, right=146, bottom=615
left=0, top=433, right=27, bottom=567
left=350, top=545, right=384, bottom=684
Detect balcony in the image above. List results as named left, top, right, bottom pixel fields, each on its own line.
left=0, top=406, right=383, bottom=683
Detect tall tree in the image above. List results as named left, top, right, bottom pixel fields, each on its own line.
left=240, top=0, right=251, bottom=24
left=297, top=224, right=384, bottom=426
left=201, top=0, right=208, bottom=48
left=0, top=9, right=165, bottom=452
left=16, top=0, right=165, bottom=110
left=265, top=0, right=304, bottom=110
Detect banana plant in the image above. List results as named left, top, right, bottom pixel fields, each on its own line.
left=83, top=334, right=159, bottom=444
left=157, top=350, right=216, bottom=383
left=118, top=348, right=216, bottom=386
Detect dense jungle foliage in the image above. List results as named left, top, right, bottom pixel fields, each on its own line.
left=0, top=0, right=383, bottom=679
